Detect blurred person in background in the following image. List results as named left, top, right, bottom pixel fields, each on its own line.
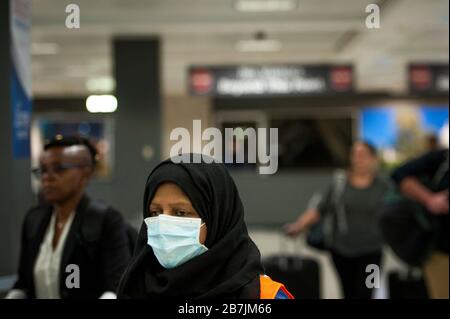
left=424, top=133, right=441, bottom=153
left=284, top=141, right=390, bottom=299
left=391, top=148, right=449, bottom=299
left=117, top=154, right=294, bottom=299
left=5, top=136, right=132, bottom=299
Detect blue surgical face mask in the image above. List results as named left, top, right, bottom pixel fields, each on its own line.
left=144, top=214, right=208, bottom=269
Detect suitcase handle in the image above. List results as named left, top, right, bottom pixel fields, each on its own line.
left=401, top=267, right=424, bottom=281
left=277, top=230, right=300, bottom=254
left=276, top=232, right=303, bottom=270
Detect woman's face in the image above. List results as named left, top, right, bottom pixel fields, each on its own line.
left=148, top=182, right=207, bottom=245
left=350, top=142, right=378, bottom=174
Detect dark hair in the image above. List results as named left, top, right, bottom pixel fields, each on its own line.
left=355, top=140, right=378, bottom=157
left=425, top=134, right=439, bottom=147
left=44, top=135, right=98, bottom=167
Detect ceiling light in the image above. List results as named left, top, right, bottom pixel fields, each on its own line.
left=86, top=95, right=118, bottom=113
left=236, top=39, right=282, bottom=52
left=235, top=0, right=297, bottom=12
left=31, top=43, right=60, bottom=55
left=86, top=76, right=116, bottom=93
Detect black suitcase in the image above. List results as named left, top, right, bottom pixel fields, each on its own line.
left=262, top=254, right=321, bottom=299
left=388, top=269, right=429, bottom=299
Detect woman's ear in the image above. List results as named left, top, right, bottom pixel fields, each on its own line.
left=82, top=165, right=95, bottom=182
left=199, top=223, right=208, bottom=245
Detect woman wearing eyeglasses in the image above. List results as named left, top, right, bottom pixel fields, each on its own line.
left=5, top=136, right=132, bottom=299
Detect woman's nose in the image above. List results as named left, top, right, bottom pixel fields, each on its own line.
left=41, top=171, right=56, bottom=182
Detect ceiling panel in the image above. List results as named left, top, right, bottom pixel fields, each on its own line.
left=30, top=0, right=448, bottom=96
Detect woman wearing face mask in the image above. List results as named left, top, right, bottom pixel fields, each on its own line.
left=117, top=154, right=293, bottom=299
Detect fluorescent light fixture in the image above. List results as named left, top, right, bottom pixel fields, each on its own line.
left=236, top=39, right=282, bottom=52
left=235, top=0, right=297, bottom=12
left=31, top=43, right=60, bottom=55
left=86, top=95, right=118, bottom=113
left=86, top=76, right=116, bottom=93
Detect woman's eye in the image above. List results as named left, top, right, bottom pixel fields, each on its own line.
left=175, top=211, right=188, bottom=217
left=149, top=211, right=160, bottom=217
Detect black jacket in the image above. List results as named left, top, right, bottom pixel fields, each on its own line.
left=13, top=195, right=132, bottom=299
left=392, top=149, right=449, bottom=253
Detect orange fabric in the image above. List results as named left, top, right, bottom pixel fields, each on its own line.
left=259, top=275, right=294, bottom=299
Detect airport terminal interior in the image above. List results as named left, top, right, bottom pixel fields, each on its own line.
left=0, top=0, right=449, bottom=299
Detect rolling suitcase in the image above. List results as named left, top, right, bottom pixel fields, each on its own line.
left=262, top=236, right=321, bottom=299
left=388, top=268, right=429, bottom=299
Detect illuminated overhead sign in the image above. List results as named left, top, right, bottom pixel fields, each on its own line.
left=409, top=63, right=449, bottom=95
left=189, top=65, right=354, bottom=97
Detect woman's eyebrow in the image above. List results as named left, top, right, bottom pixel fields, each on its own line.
left=149, top=201, right=193, bottom=208
left=169, top=201, right=193, bottom=208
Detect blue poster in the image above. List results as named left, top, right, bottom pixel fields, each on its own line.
left=11, top=67, right=32, bottom=157
left=10, top=0, right=32, bottom=158
left=360, top=106, right=449, bottom=165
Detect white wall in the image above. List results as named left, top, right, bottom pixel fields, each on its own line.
left=162, top=95, right=212, bottom=159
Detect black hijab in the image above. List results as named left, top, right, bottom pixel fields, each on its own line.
left=117, top=154, right=264, bottom=299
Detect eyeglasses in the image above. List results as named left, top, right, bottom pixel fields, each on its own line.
left=31, top=163, right=89, bottom=178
